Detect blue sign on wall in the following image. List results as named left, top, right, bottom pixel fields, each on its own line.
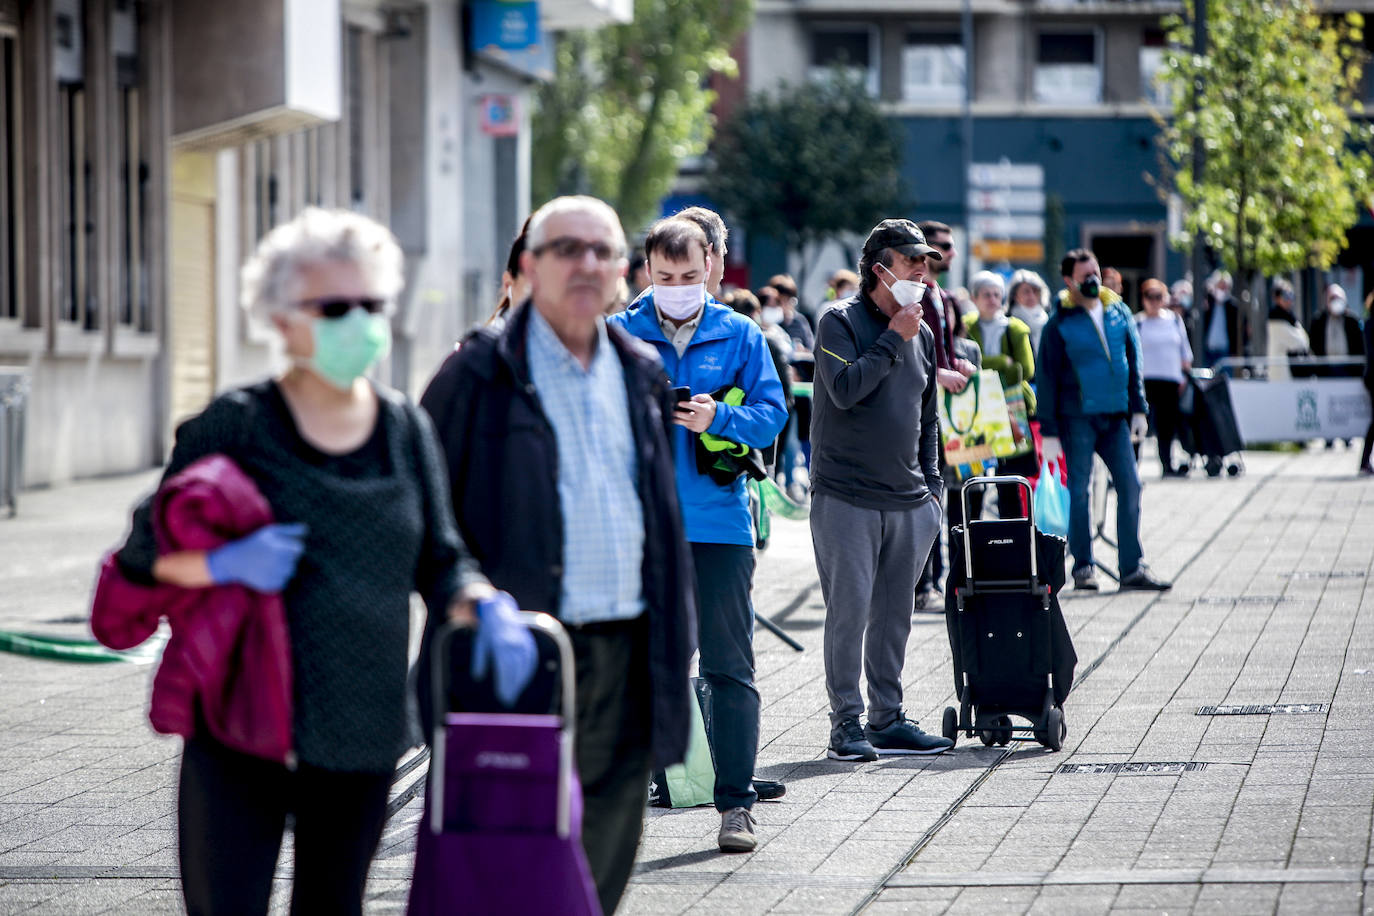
left=471, top=1, right=542, bottom=54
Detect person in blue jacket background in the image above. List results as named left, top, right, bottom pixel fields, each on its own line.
left=1037, top=248, right=1172, bottom=593
left=609, top=215, right=787, bottom=854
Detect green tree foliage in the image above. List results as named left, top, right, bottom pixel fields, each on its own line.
left=1158, top=0, right=1372, bottom=306
left=531, top=0, right=753, bottom=233
left=708, top=74, right=906, bottom=288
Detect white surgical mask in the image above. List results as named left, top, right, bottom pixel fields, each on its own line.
left=761, top=306, right=784, bottom=326
left=654, top=283, right=705, bottom=321
left=1330, top=298, right=1347, bottom=316
left=877, top=263, right=926, bottom=308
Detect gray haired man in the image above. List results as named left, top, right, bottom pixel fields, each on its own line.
left=810, top=219, right=954, bottom=761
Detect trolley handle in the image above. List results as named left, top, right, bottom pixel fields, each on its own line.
left=429, top=611, right=578, bottom=838
left=958, top=475, right=1038, bottom=584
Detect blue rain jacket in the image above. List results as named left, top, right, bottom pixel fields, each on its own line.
left=610, top=293, right=787, bottom=546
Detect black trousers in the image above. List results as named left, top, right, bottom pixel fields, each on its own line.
left=1362, top=381, right=1374, bottom=469
left=1145, top=378, right=1184, bottom=471
left=566, top=617, right=653, bottom=916
left=177, top=737, right=391, bottom=916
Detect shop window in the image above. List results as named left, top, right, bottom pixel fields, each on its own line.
left=903, top=30, right=964, bottom=104
left=1139, top=28, right=1170, bottom=108
left=114, top=0, right=149, bottom=330
left=809, top=25, right=879, bottom=97
left=54, top=0, right=95, bottom=328
left=0, top=29, right=18, bottom=323
left=1034, top=30, right=1100, bottom=105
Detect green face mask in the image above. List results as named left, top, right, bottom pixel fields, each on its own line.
left=308, top=308, right=391, bottom=390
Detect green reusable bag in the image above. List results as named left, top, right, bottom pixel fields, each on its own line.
left=649, top=679, right=715, bottom=808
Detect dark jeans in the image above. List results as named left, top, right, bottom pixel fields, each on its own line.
left=178, top=737, right=391, bottom=916
left=1362, top=382, right=1374, bottom=469
left=691, top=542, right=759, bottom=812
left=1062, top=413, right=1144, bottom=578
left=1145, top=378, right=1184, bottom=472
left=566, top=618, right=653, bottom=916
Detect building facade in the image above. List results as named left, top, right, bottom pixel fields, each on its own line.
left=735, top=0, right=1374, bottom=313
left=1, top=0, right=629, bottom=488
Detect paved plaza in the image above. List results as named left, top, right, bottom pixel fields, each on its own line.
left=2, top=446, right=1373, bottom=914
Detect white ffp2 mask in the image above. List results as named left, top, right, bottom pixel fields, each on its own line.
left=654, top=283, right=705, bottom=321
left=878, top=263, right=926, bottom=308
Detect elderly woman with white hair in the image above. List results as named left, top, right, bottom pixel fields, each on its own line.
left=112, top=208, right=528, bottom=916
left=962, top=270, right=1039, bottom=510
left=1007, top=269, right=1050, bottom=355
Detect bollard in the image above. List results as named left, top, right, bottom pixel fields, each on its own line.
left=0, top=368, right=30, bottom=517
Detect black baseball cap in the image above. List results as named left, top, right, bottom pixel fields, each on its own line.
left=862, top=219, right=943, bottom=262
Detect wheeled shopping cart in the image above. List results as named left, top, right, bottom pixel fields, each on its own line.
left=942, top=476, right=1077, bottom=751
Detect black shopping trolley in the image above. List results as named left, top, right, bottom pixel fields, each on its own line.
left=942, top=476, right=1077, bottom=751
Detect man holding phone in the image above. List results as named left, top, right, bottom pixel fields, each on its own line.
left=609, top=215, right=786, bottom=853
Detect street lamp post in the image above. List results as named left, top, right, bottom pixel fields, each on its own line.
left=1189, top=0, right=1208, bottom=359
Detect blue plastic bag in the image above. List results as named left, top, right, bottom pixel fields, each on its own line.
left=1033, top=457, right=1070, bottom=537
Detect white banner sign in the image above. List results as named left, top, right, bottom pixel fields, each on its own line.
left=1228, top=378, right=1372, bottom=443
left=970, top=214, right=1046, bottom=239
left=968, top=162, right=1044, bottom=189
left=967, top=189, right=1047, bottom=213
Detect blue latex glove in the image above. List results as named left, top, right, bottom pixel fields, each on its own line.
left=206, top=522, right=308, bottom=593
left=470, top=591, right=538, bottom=707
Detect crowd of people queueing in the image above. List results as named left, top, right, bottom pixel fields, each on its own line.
left=92, top=197, right=1372, bottom=916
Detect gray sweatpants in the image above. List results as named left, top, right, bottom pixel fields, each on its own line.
left=810, top=491, right=943, bottom=739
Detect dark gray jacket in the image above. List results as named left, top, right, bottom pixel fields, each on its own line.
left=419, top=302, right=697, bottom=769
left=809, top=291, right=944, bottom=510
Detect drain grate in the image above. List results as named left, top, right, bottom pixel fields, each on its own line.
left=1056, top=761, right=1208, bottom=775
left=1195, top=595, right=1296, bottom=605
left=1283, top=570, right=1366, bottom=580
left=1197, top=703, right=1328, bottom=715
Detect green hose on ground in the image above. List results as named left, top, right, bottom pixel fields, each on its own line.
left=0, top=629, right=161, bottom=664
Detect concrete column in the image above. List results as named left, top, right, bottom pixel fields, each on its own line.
left=976, top=13, right=1023, bottom=104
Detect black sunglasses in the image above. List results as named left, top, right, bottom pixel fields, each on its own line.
left=531, top=236, right=623, bottom=262
left=298, top=297, right=386, bottom=319
left=1143, top=292, right=1166, bottom=301
left=931, top=241, right=954, bottom=252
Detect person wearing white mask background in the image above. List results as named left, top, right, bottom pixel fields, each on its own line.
left=1308, top=282, right=1366, bottom=450
left=1308, top=283, right=1365, bottom=379
left=609, top=215, right=787, bottom=854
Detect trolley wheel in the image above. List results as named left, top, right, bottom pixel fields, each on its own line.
left=1041, top=707, right=1064, bottom=752
left=994, top=715, right=1013, bottom=747
left=942, top=707, right=958, bottom=745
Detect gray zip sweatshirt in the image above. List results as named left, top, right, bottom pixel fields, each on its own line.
left=809, top=291, right=944, bottom=510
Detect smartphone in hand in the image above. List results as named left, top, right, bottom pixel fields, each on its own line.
left=671, top=386, right=691, bottom=413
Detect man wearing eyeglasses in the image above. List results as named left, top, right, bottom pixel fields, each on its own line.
left=610, top=214, right=787, bottom=854
left=420, top=195, right=697, bottom=915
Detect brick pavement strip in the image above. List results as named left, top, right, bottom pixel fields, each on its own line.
left=3, top=450, right=1374, bottom=914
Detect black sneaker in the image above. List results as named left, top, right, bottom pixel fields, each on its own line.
left=1119, top=566, right=1172, bottom=591
left=864, top=714, right=953, bottom=756
left=752, top=778, right=786, bottom=801
left=827, top=717, right=878, bottom=761
left=1073, top=569, right=1100, bottom=591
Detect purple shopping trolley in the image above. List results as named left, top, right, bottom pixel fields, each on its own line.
left=407, top=613, right=600, bottom=916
